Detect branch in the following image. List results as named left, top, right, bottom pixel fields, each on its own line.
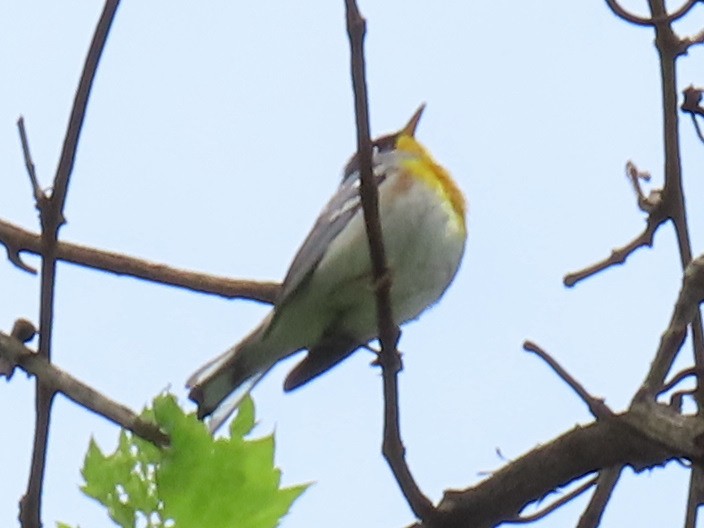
left=0, top=218, right=279, bottom=303
left=576, top=467, right=623, bottom=528
left=51, top=3, right=120, bottom=219
left=16, top=118, right=44, bottom=205
left=412, top=408, right=701, bottom=528
left=344, top=2, right=398, bottom=349
left=506, top=475, right=598, bottom=524
left=644, top=0, right=704, bottom=390
left=344, top=0, right=433, bottom=522
left=604, top=0, right=699, bottom=27
left=638, top=255, right=704, bottom=397
left=660, top=367, right=703, bottom=396
left=563, top=188, right=667, bottom=288
left=0, top=330, right=168, bottom=447
left=19, top=3, right=121, bottom=527
left=645, top=5, right=704, bottom=521
left=523, top=341, right=614, bottom=420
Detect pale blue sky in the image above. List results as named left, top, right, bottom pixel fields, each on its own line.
left=2, top=1, right=704, bottom=527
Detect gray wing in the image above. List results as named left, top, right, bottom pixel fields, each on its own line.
left=276, top=175, right=364, bottom=305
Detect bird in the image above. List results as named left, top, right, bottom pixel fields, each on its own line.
left=187, top=105, right=467, bottom=430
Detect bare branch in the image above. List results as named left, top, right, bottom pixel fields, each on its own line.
left=505, top=475, right=598, bottom=524
left=344, top=0, right=432, bottom=522
left=604, top=0, right=658, bottom=26
left=16, top=117, right=45, bottom=205
left=638, top=255, right=704, bottom=399
left=645, top=0, right=704, bottom=410
left=688, top=114, right=704, bottom=144
left=419, top=413, right=691, bottom=528
left=576, top=466, right=623, bottom=528
left=51, top=2, right=120, bottom=220
left=563, top=196, right=667, bottom=288
left=604, top=0, right=699, bottom=27
left=523, top=340, right=614, bottom=420
left=20, top=3, right=121, bottom=526
left=603, top=5, right=704, bottom=526
left=660, top=367, right=703, bottom=396
left=685, top=467, right=704, bottom=528
left=0, top=219, right=279, bottom=303
left=0, top=331, right=168, bottom=447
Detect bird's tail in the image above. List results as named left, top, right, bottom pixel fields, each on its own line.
left=187, top=316, right=273, bottom=431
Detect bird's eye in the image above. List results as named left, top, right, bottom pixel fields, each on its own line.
left=374, top=134, right=396, bottom=153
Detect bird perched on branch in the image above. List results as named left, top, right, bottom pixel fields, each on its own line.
left=188, top=105, right=467, bottom=430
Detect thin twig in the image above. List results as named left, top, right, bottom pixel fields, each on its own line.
left=505, top=475, right=599, bottom=524
left=604, top=0, right=698, bottom=27
left=690, top=114, right=704, bottom=143
left=51, top=3, right=120, bottom=221
left=0, top=218, right=279, bottom=303
left=685, top=466, right=704, bottom=528
left=16, top=117, right=44, bottom=205
left=637, top=255, right=704, bottom=395
left=564, top=203, right=667, bottom=288
left=660, top=367, right=702, bottom=395
left=344, top=0, right=433, bottom=522
left=19, top=3, right=121, bottom=527
left=604, top=0, right=656, bottom=26
left=0, top=332, right=168, bottom=447
left=523, top=340, right=614, bottom=420
left=576, top=466, right=623, bottom=528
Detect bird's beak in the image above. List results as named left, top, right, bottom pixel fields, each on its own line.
left=400, top=103, right=426, bottom=137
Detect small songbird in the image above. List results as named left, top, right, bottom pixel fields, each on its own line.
left=187, top=105, right=467, bottom=429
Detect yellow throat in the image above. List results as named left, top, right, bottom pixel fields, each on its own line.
left=395, top=133, right=467, bottom=234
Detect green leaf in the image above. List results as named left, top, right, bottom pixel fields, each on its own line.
left=75, top=393, right=308, bottom=528
left=231, top=394, right=256, bottom=438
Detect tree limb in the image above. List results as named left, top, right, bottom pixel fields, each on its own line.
left=0, top=218, right=279, bottom=303
left=0, top=331, right=168, bottom=447
left=345, top=0, right=432, bottom=522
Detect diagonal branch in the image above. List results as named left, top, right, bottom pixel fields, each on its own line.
left=506, top=475, right=598, bottom=524
left=523, top=341, right=614, bottom=420
left=0, top=331, right=168, bottom=447
left=417, top=410, right=697, bottom=528
left=0, top=218, right=279, bottom=303
left=563, top=192, right=667, bottom=288
left=50, top=2, right=120, bottom=221
left=636, top=255, right=704, bottom=403
left=576, top=466, right=623, bottom=528
left=16, top=118, right=44, bottom=205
